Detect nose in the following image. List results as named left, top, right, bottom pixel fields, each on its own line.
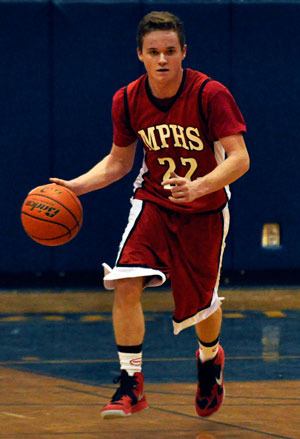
left=158, top=53, right=167, bottom=65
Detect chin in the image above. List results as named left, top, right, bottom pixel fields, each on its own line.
left=155, top=73, right=171, bottom=81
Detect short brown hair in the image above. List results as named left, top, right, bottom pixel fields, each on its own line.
left=136, top=11, right=186, bottom=50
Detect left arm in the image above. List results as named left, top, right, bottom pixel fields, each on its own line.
left=162, top=134, right=250, bottom=203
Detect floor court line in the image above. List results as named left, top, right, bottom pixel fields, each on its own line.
left=0, top=354, right=299, bottom=368
left=149, top=406, right=292, bottom=439
left=58, top=380, right=300, bottom=407
left=0, top=367, right=299, bottom=438
left=0, top=411, right=35, bottom=419
left=0, top=289, right=299, bottom=438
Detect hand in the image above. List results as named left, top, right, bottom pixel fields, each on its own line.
left=162, top=172, right=201, bottom=204
left=49, top=177, right=81, bottom=196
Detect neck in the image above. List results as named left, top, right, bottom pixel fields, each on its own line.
left=148, top=69, right=184, bottom=99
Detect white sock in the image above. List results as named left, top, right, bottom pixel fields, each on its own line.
left=198, top=339, right=219, bottom=363
left=118, top=351, right=142, bottom=376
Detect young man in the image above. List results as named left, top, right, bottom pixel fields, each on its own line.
left=50, top=11, right=249, bottom=419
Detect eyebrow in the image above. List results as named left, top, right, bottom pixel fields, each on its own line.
left=146, top=46, right=176, bottom=50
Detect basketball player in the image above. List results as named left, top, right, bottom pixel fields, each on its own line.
left=50, top=11, right=250, bottom=419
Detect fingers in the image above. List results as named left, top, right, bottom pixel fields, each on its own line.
left=170, top=184, right=186, bottom=196
left=162, top=172, right=185, bottom=190
left=49, top=177, right=82, bottom=196
left=166, top=181, right=188, bottom=203
left=49, top=177, right=67, bottom=187
left=168, top=186, right=189, bottom=203
left=161, top=173, right=192, bottom=204
left=169, top=190, right=187, bottom=201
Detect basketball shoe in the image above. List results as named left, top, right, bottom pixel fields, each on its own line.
left=101, top=370, right=148, bottom=419
left=195, top=345, right=225, bottom=417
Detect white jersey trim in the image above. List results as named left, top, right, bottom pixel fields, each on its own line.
left=172, top=204, right=230, bottom=335
left=214, top=140, right=231, bottom=200
left=173, top=291, right=222, bottom=335
left=133, top=151, right=147, bottom=193
left=102, top=262, right=166, bottom=290
left=114, top=198, right=143, bottom=263
left=102, top=198, right=167, bottom=290
left=102, top=201, right=230, bottom=337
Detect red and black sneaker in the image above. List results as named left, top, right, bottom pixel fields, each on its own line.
left=195, top=345, right=225, bottom=417
left=101, top=370, right=148, bottom=419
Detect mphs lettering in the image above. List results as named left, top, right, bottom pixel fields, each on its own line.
left=138, top=124, right=204, bottom=151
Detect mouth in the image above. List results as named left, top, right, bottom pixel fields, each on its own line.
left=157, top=68, right=169, bottom=72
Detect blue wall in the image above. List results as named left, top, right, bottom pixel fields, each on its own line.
left=1, top=1, right=299, bottom=286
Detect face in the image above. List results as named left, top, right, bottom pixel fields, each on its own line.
left=137, top=30, right=187, bottom=86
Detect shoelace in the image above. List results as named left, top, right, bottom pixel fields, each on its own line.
left=111, top=371, right=138, bottom=404
left=197, top=361, right=221, bottom=397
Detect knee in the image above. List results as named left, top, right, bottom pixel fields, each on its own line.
left=114, top=277, right=144, bottom=306
left=213, top=306, right=222, bottom=319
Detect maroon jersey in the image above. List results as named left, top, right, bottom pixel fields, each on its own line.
left=112, top=68, right=246, bottom=213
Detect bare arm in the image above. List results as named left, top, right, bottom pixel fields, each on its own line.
left=162, top=134, right=250, bottom=203
left=50, top=142, right=137, bottom=196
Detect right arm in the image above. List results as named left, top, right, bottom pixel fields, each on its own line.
left=50, top=141, right=137, bottom=196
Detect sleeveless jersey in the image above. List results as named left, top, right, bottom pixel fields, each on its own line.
left=112, top=68, right=246, bottom=214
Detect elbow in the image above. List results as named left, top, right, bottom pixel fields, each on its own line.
left=112, top=158, right=134, bottom=180
left=243, top=155, right=250, bottom=174
left=240, top=151, right=250, bottom=176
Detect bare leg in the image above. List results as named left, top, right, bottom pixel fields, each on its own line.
left=101, top=277, right=148, bottom=419
left=113, top=277, right=145, bottom=345
left=195, top=306, right=222, bottom=342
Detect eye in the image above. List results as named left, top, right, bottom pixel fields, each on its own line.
left=166, top=48, right=176, bottom=55
left=148, top=49, right=159, bottom=56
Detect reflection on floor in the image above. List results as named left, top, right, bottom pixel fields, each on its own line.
left=0, top=310, right=299, bottom=384
left=0, top=287, right=299, bottom=438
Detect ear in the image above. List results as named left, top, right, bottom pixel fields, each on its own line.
left=182, top=44, right=187, bottom=60
left=137, top=48, right=143, bottom=62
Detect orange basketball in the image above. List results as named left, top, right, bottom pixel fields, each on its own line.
left=21, top=183, right=83, bottom=246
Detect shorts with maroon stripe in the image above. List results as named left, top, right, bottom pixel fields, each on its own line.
left=103, top=198, right=229, bottom=334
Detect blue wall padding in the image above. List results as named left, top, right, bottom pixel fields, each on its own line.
left=1, top=1, right=299, bottom=281
left=50, top=1, right=143, bottom=272
left=230, top=2, right=300, bottom=270
left=0, top=1, right=52, bottom=273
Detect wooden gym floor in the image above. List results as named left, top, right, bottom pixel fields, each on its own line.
left=0, top=287, right=299, bottom=438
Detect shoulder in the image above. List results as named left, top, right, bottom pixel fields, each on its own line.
left=204, top=79, right=234, bottom=100
left=126, top=74, right=147, bottom=97
left=112, top=75, right=146, bottom=105
left=112, top=86, right=126, bottom=105
left=185, top=68, right=233, bottom=98
left=185, top=68, right=209, bottom=85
